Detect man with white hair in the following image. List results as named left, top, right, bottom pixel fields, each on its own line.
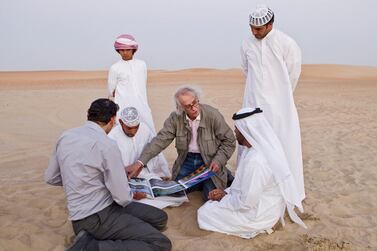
left=197, top=108, right=306, bottom=239
left=109, top=106, right=171, bottom=179
left=108, top=34, right=155, bottom=133
left=241, top=5, right=305, bottom=201
left=127, top=86, right=236, bottom=201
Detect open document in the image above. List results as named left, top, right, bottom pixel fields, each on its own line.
left=128, top=178, right=186, bottom=199
left=177, top=165, right=215, bottom=189
left=129, top=165, right=215, bottom=208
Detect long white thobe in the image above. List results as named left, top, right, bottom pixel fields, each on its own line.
left=241, top=29, right=305, bottom=201
left=108, top=58, right=155, bottom=133
left=108, top=122, right=171, bottom=178
left=197, top=148, right=285, bottom=239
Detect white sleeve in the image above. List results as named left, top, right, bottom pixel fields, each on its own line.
left=107, top=65, right=118, bottom=97
left=241, top=163, right=271, bottom=208
left=240, top=42, right=248, bottom=77
left=284, top=39, right=302, bottom=91
left=44, top=146, right=63, bottom=186
left=220, top=161, right=270, bottom=210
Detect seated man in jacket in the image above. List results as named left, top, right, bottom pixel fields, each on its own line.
left=127, top=86, right=236, bottom=200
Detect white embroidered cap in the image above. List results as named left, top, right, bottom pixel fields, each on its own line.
left=120, top=107, right=140, bottom=127
left=249, top=5, right=274, bottom=27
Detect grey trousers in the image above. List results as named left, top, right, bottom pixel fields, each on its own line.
left=72, top=202, right=172, bottom=251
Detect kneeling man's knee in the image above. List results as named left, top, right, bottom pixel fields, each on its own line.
left=159, top=234, right=172, bottom=251
left=154, top=209, right=168, bottom=231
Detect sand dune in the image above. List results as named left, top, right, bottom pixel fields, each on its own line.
left=0, top=65, right=376, bottom=250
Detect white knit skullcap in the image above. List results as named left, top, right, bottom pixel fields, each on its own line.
left=120, top=107, right=140, bottom=127
left=249, top=5, right=274, bottom=27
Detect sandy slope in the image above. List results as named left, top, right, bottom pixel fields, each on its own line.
left=0, top=65, right=376, bottom=250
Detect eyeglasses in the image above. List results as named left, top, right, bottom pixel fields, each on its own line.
left=183, top=99, right=199, bottom=110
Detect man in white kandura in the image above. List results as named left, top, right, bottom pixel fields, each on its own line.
left=241, top=5, right=305, bottom=201
left=108, top=34, right=169, bottom=173
left=198, top=108, right=306, bottom=239
left=108, top=34, right=155, bottom=133
left=109, top=106, right=171, bottom=179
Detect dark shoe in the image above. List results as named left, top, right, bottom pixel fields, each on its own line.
left=66, top=230, right=93, bottom=251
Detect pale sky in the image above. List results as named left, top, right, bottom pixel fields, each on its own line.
left=1, top=0, right=376, bottom=71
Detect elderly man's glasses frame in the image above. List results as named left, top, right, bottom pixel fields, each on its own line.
left=183, top=99, right=199, bottom=110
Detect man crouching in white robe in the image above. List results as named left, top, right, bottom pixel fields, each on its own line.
left=109, top=106, right=171, bottom=179
left=197, top=107, right=306, bottom=239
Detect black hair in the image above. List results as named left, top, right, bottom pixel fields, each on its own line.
left=87, top=98, right=119, bottom=124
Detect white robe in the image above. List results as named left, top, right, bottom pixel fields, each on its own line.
left=241, top=29, right=305, bottom=201
left=197, top=148, right=285, bottom=239
left=108, top=123, right=171, bottom=178
left=108, top=58, right=155, bottom=133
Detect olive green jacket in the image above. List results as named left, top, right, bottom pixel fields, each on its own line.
left=139, top=104, right=236, bottom=189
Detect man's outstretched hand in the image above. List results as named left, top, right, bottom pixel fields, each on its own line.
left=209, top=161, right=220, bottom=173
left=133, top=191, right=147, bottom=200
left=126, top=161, right=143, bottom=179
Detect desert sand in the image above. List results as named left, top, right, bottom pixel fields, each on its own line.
left=0, top=65, right=376, bottom=250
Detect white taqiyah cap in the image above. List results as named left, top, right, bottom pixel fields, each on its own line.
left=120, top=107, right=140, bottom=127
left=249, top=5, right=274, bottom=27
